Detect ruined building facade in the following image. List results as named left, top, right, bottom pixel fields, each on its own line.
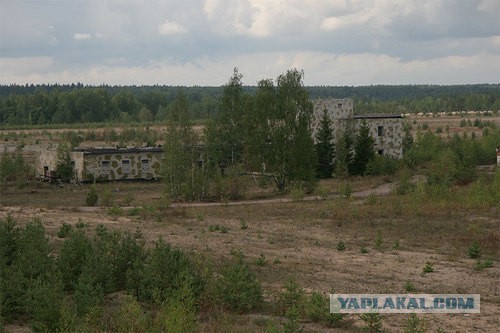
left=311, top=98, right=403, bottom=159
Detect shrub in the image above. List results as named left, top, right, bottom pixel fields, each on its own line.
left=336, top=241, right=346, bottom=251
left=404, top=280, right=417, bottom=292
left=115, top=295, right=149, bottom=333
left=278, top=278, right=305, bottom=316
left=403, top=313, right=426, bottom=333
left=305, top=291, right=343, bottom=327
left=57, top=223, right=73, bottom=238
left=365, top=155, right=399, bottom=176
left=152, top=284, right=198, bottom=333
left=215, top=252, right=263, bottom=313
left=101, top=188, right=114, bottom=207
left=140, top=238, right=203, bottom=303
left=289, top=187, right=305, bottom=201
left=474, top=259, right=493, bottom=271
left=86, top=186, right=98, bottom=206
left=467, top=241, right=481, bottom=259
left=359, top=313, right=384, bottom=333
left=256, top=253, right=267, bottom=266
left=421, top=261, right=434, bottom=275
left=339, top=182, right=352, bottom=198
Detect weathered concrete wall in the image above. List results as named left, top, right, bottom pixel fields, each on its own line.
left=36, top=145, right=59, bottom=178
left=353, top=118, right=403, bottom=159
left=312, top=98, right=404, bottom=159
left=77, top=150, right=163, bottom=182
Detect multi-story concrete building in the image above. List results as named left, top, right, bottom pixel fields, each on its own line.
left=311, top=98, right=403, bottom=159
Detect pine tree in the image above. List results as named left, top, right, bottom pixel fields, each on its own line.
left=351, top=120, right=375, bottom=175
left=315, top=108, right=335, bottom=179
left=334, top=126, right=353, bottom=178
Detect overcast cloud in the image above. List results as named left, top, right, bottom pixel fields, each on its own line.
left=0, top=0, right=499, bottom=86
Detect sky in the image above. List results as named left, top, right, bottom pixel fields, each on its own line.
left=0, top=0, right=499, bottom=86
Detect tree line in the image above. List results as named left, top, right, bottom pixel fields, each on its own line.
left=0, top=82, right=498, bottom=126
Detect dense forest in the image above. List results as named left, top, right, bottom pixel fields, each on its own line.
left=0, top=83, right=499, bottom=127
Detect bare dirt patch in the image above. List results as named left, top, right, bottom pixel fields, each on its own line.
left=1, top=179, right=498, bottom=332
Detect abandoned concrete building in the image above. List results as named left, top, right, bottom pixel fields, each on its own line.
left=34, top=98, right=403, bottom=182
left=37, top=146, right=163, bottom=182
left=311, top=98, right=403, bottom=159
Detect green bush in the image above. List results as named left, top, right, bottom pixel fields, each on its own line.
left=215, top=252, right=263, bottom=313
left=336, top=241, right=346, bottom=251
left=115, top=295, right=149, bottom=333
left=305, top=292, right=343, bottom=327
left=365, top=155, right=399, bottom=176
left=467, top=241, right=481, bottom=259
left=86, top=186, right=98, bottom=206
left=57, top=223, right=73, bottom=238
left=359, top=313, right=384, bottom=333
left=140, top=238, right=203, bottom=304
left=278, top=278, right=305, bottom=316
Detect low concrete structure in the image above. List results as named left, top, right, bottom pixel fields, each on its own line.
left=36, top=146, right=163, bottom=182
left=72, top=147, right=163, bottom=182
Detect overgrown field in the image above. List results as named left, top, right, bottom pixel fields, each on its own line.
left=1, top=171, right=498, bottom=332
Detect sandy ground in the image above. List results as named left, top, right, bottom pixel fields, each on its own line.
left=1, top=181, right=498, bottom=333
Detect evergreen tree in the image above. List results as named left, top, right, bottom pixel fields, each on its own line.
left=315, top=108, right=335, bottom=178
left=351, top=120, right=375, bottom=175
left=334, top=125, right=353, bottom=178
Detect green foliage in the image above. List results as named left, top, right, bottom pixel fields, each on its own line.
left=365, top=155, right=399, bottom=176
left=334, top=129, right=353, bottom=178
left=421, top=261, right=434, bottom=275
left=26, top=273, right=65, bottom=332
left=315, top=108, right=335, bottom=179
left=55, top=142, right=74, bottom=181
left=163, top=90, right=204, bottom=201
left=351, top=120, right=375, bottom=175
left=152, top=284, right=198, bottom=333
left=336, top=241, right=346, bottom=251
left=256, top=253, right=267, bottom=266
left=58, top=228, right=92, bottom=290
left=359, top=313, right=384, bottom=333
left=404, top=280, right=417, bottom=292
left=467, top=241, right=482, bottom=259
left=85, top=185, right=98, bottom=206
left=245, top=69, right=317, bottom=191
left=305, top=292, right=343, bottom=328
left=57, top=222, right=73, bottom=238
left=474, top=259, right=493, bottom=271
left=375, top=231, right=384, bottom=251
left=140, top=238, right=203, bottom=304
left=278, top=278, right=305, bottom=317
left=215, top=252, right=263, bottom=313
left=339, top=182, right=352, bottom=198
left=101, top=188, right=114, bottom=207
left=403, top=314, right=426, bottom=333
left=283, top=305, right=303, bottom=333
left=289, top=187, right=305, bottom=201
left=0, top=147, right=33, bottom=188
left=115, top=295, right=149, bottom=333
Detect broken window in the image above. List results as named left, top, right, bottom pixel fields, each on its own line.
left=378, top=126, right=384, bottom=137
left=141, top=159, right=151, bottom=173
left=122, top=159, right=130, bottom=174
left=101, top=160, right=110, bottom=175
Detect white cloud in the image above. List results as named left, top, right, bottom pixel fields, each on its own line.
left=73, top=33, right=92, bottom=40
left=158, top=20, right=187, bottom=35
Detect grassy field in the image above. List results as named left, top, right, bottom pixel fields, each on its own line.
left=1, top=172, right=498, bottom=332
left=0, top=114, right=499, bottom=332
